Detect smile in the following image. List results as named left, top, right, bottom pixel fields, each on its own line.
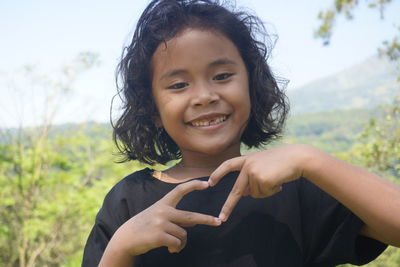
left=190, top=115, right=227, bottom=127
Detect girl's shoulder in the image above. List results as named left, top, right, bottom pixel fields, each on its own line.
left=107, top=167, right=175, bottom=198
left=117, top=167, right=154, bottom=187
left=102, top=168, right=178, bottom=211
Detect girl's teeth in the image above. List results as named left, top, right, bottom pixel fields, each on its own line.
left=192, top=116, right=226, bottom=127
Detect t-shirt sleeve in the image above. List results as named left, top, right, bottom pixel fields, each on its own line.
left=298, top=178, right=387, bottom=266
left=81, top=215, right=113, bottom=267
left=82, top=184, right=131, bottom=267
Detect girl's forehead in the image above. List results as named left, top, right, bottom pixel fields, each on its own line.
left=151, top=28, right=243, bottom=73
left=156, top=28, right=231, bottom=54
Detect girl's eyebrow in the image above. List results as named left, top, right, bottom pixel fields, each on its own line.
left=160, top=69, right=187, bottom=80
left=209, top=58, right=237, bottom=67
left=160, top=58, right=237, bottom=80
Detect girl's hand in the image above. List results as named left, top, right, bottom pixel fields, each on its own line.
left=209, top=144, right=400, bottom=247
left=208, top=145, right=309, bottom=222
left=102, top=179, right=221, bottom=264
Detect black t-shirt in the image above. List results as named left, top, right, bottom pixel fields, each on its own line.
left=82, top=168, right=386, bottom=267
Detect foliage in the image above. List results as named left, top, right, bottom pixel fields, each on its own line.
left=0, top=55, right=143, bottom=266
left=315, top=0, right=394, bottom=45
left=339, top=96, right=400, bottom=182
left=335, top=97, right=400, bottom=267
left=337, top=245, right=400, bottom=267
left=0, top=124, right=142, bottom=266
left=315, top=0, right=400, bottom=79
left=281, top=108, right=378, bottom=153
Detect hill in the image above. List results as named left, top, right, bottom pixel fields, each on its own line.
left=287, top=55, right=399, bottom=114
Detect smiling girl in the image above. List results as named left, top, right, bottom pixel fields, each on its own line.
left=82, top=1, right=400, bottom=266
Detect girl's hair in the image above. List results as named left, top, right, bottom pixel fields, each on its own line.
left=112, top=0, right=289, bottom=165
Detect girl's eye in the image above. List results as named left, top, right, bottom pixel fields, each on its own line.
left=167, top=82, right=188, bottom=90
left=213, top=73, right=234, bottom=81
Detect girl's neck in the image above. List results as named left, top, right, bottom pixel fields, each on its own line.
left=159, top=165, right=216, bottom=183
left=179, top=143, right=241, bottom=168
left=156, top=146, right=241, bottom=183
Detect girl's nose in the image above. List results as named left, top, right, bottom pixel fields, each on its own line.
left=190, top=83, right=220, bottom=107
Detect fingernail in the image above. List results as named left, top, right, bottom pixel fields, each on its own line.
left=219, top=213, right=226, bottom=222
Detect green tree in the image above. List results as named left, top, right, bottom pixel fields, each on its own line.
left=350, top=97, right=400, bottom=181
left=0, top=54, right=142, bottom=266
left=315, top=3, right=400, bottom=265
left=336, top=97, right=400, bottom=267
left=315, top=0, right=400, bottom=78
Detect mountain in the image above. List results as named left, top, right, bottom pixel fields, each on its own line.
left=287, top=55, right=399, bottom=114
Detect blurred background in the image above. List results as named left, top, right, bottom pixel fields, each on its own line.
left=0, top=0, right=399, bottom=266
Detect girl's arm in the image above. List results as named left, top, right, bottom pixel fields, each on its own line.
left=99, top=180, right=222, bottom=267
left=208, top=144, right=400, bottom=247
left=302, top=146, right=400, bottom=246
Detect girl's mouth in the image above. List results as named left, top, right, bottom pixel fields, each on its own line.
left=190, top=115, right=228, bottom=127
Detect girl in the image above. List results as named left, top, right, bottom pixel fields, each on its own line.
left=82, top=0, right=400, bottom=266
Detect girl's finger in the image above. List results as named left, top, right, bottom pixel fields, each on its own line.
left=172, top=209, right=221, bottom=227
left=208, top=156, right=244, bottom=186
left=243, top=185, right=251, bottom=196
left=163, top=180, right=209, bottom=207
left=158, top=233, right=183, bottom=254
left=164, top=222, right=188, bottom=252
left=272, top=185, right=283, bottom=194
left=218, top=170, right=248, bottom=222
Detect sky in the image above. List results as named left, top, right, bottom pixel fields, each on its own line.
left=1, top=0, right=399, bottom=127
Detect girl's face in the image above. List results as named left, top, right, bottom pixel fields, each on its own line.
left=151, top=28, right=250, bottom=162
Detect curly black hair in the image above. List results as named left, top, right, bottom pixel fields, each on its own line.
left=112, top=0, right=289, bottom=165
